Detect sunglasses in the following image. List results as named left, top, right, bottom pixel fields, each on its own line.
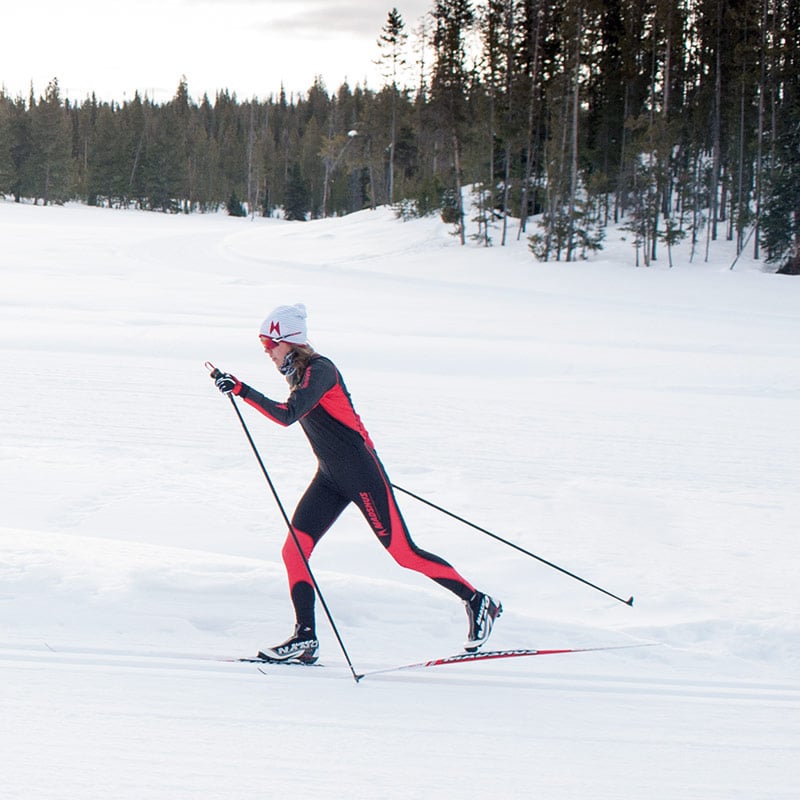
left=259, top=335, right=281, bottom=350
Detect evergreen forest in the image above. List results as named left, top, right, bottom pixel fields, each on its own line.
left=1, top=1, right=799, bottom=271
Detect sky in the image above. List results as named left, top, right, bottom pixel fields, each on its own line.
left=2, top=0, right=432, bottom=104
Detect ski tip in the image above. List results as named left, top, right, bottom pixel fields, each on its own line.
left=626, top=596, right=634, bottom=607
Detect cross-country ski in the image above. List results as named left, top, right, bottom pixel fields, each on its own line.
left=355, top=644, right=657, bottom=679
left=233, top=656, right=322, bottom=667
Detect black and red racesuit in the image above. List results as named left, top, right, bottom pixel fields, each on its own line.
left=234, top=353, right=477, bottom=631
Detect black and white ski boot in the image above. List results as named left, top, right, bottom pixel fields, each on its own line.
left=258, top=624, right=319, bottom=664
left=464, top=591, right=502, bottom=652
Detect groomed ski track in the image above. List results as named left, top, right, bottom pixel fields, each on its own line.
left=3, top=640, right=798, bottom=800
left=4, top=641, right=798, bottom=701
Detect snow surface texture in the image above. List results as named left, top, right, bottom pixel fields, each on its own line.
left=1, top=200, right=798, bottom=799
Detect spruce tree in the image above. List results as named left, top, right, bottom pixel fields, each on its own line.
left=284, top=162, right=310, bottom=220
left=0, top=92, right=14, bottom=193
left=760, top=118, right=800, bottom=273
left=376, top=8, right=408, bottom=204
left=430, top=0, right=474, bottom=244
left=29, top=79, right=73, bottom=204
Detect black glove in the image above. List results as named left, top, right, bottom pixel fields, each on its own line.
left=214, top=372, right=240, bottom=395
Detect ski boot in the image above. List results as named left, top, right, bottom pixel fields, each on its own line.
left=464, top=591, right=502, bottom=652
left=258, top=624, right=319, bottom=664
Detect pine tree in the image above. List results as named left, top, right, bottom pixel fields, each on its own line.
left=517, top=0, right=548, bottom=237
left=226, top=190, right=246, bottom=216
left=377, top=8, right=408, bottom=204
left=120, top=92, right=148, bottom=207
left=430, top=0, right=475, bottom=244
left=755, top=0, right=800, bottom=272
left=530, top=1, right=601, bottom=261
left=760, top=117, right=800, bottom=272
left=87, top=102, right=121, bottom=206
left=0, top=92, right=14, bottom=193
left=29, top=79, right=73, bottom=204
left=284, top=162, right=310, bottom=220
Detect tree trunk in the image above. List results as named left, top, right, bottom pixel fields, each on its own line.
left=566, top=5, right=583, bottom=262
left=453, top=132, right=466, bottom=245
left=518, top=0, right=543, bottom=239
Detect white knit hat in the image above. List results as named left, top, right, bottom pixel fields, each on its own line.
left=259, top=303, right=308, bottom=344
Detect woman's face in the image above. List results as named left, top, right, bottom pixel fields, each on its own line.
left=260, top=336, right=293, bottom=368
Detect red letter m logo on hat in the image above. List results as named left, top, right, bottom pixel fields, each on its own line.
left=269, top=321, right=281, bottom=336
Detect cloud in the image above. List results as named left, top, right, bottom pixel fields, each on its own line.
left=184, top=0, right=431, bottom=38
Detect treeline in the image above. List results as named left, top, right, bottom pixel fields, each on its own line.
left=1, top=0, right=799, bottom=270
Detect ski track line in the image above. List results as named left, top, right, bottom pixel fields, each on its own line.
left=2, top=643, right=798, bottom=704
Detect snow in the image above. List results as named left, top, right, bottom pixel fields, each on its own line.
left=1, top=199, right=798, bottom=798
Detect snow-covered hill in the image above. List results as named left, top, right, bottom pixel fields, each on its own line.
left=2, top=200, right=798, bottom=799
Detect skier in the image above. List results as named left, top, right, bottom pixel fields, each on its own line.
left=212, top=303, right=502, bottom=663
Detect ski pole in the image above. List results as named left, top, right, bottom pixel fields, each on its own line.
left=205, top=362, right=363, bottom=683
left=391, top=483, right=634, bottom=607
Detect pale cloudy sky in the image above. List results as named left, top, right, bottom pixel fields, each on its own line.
left=3, top=0, right=432, bottom=104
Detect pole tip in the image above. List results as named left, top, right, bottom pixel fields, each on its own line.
left=626, top=596, right=634, bottom=607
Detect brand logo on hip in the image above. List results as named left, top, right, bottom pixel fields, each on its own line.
left=360, top=492, right=388, bottom=537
